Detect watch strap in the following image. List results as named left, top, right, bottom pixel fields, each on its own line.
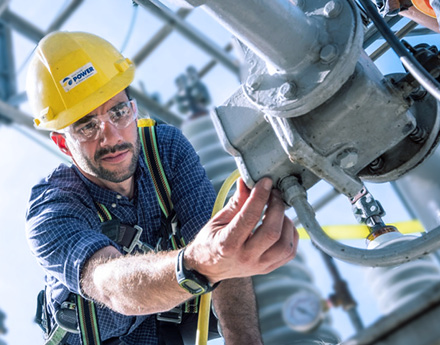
left=176, top=248, right=220, bottom=295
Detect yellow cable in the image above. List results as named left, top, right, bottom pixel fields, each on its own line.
left=196, top=169, right=241, bottom=345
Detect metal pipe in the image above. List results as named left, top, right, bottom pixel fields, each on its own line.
left=132, top=7, right=191, bottom=66
left=292, top=188, right=340, bottom=227
left=133, top=0, right=239, bottom=75
left=282, top=176, right=440, bottom=267
left=191, top=0, right=319, bottom=72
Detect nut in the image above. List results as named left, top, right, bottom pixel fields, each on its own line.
left=324, top=0, right=343, bottom=18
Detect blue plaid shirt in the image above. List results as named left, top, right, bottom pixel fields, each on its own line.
left=26, top=125, right=216, bottom=345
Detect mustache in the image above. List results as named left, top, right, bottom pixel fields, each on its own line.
left=95, top=142, right=133, bottom=160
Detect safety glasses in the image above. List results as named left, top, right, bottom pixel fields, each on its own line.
left=63, top=99, right=137, bottom=143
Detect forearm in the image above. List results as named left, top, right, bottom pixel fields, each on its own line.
left=81, top=246, right=192, bottom=315
left=212, top=277, right=263, bottom=345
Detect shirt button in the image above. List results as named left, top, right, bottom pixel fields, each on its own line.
left=111, top=203, right=117, bottom=208
left=116, top=195, right=122, bottom=200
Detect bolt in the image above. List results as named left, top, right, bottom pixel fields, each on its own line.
left=370, top=206, right=377, bottom=212
left=246, top=75, right=262, bottom=92
left=320, top=44, right=338, bottom=64
left=336, top=149, right=358, bottom=169
left=369, top=158, right=384, bottom=173
left=324, top=0, right=343, bottom=18
left=409, top=126, right=427, bottom=143
left=278, top=81, right=297, bottom=100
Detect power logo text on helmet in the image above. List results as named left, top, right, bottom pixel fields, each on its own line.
left=60, top=62, right=97, bottom=92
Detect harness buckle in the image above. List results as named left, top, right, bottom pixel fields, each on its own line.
left=123, top=225, right=154, bottom=254
left=54, top=300, right=79, bottom=334
left=156, top=306, right=183, bottom=324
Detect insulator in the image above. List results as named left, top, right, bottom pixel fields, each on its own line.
left=181, top=115, right=237, bottom=193
left=252, top=252, right=340, bottom=345
left=366, top=233, right=440, bottom=314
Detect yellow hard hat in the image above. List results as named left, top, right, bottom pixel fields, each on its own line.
left=411, top=0, right=436, bottom=18
left=26, top=31, right=135, bottom=131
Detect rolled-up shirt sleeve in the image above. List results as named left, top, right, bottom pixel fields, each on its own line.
left=26, top=173, right=115, bottom=298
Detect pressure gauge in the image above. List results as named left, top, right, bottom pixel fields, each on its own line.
left=282, top=290, right=324, bottom=332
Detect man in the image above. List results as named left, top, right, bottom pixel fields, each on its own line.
left=25, top=31, right=298, bottom=345
left=374, top=0, right=440, bottom=32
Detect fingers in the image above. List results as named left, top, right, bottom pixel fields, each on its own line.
left=244, top=189, right=297, bottom=271
left=259, top=217, right=298, bottom=272
left=216, top=177, right=273, bottom=248
left=246, top=189, right=287, bottom=253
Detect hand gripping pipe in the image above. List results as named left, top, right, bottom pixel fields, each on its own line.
left=281, top=176, right=440, bottom=267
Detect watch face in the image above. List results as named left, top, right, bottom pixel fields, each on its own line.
left=182, top=279, right=206, bottom=295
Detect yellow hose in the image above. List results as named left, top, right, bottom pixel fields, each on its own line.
left=196, top=169, right=241, bottom=345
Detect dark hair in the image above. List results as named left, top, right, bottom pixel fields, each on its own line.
left=124, top=87, right=131, bottom=100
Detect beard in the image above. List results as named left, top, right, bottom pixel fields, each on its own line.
left=80, top=136, right=141, bottom=183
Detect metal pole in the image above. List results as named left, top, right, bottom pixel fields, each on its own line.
left=132, top=7, right=191, bottom=66
left=1, top=8, right=45, bottom=42
left=0, top=19, right=15, bottom=101
left=0, top=99, right=36, bottom=130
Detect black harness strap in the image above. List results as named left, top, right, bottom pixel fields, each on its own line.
left=76, top=295, right=101, bottom=345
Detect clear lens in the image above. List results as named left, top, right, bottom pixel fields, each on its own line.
left=64, top=100, right=136, bottom=143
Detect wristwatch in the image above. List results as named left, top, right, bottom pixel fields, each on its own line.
left=175, top=248, right=220, bottom=295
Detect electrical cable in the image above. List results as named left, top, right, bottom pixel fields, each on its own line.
left=120, top=3, right=139, bottom=54
left=196, top=169, right=240, bottom=345
left=358, top=0, right=440, bottom=101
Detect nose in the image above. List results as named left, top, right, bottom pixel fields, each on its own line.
left=99, top=120, right=123, bottom=146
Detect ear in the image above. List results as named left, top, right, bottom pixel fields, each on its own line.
left=131, top=99, right=138, bottom=118
left=51, top=132, right=72, bottom=157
